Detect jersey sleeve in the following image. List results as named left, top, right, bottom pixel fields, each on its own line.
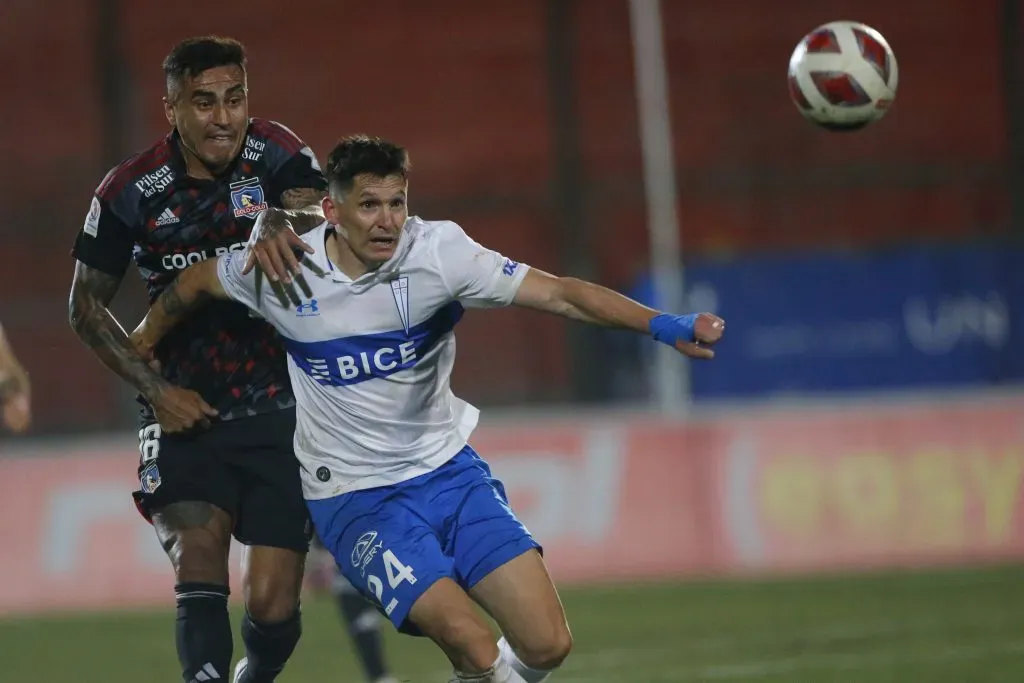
left=70, top=193, right=137, bottom=277
left=216, top=251, right=262, bottom=312
left=272, top=147, right=327, bottom=197
left=260, top=121, right=327, bottom=200
left=434, top=221, right=530, bottom=308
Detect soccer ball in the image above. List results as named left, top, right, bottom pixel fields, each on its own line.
left=787, top=21, right=898, bottom=131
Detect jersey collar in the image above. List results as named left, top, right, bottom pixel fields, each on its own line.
left=323, top=226, right=350, bottom=283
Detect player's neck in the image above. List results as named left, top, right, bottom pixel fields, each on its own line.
left=326, top=231, right=382, bottom=280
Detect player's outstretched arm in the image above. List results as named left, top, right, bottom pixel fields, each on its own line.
left=0, top=323, right=31, bottom=433
left=512, top=269, right=725, bottom=360
left=130, top=259, right=228, bottom=361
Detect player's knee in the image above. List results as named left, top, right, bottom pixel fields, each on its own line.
left=243, top=547, right=304, bottom=623
left=153, top=503, right=233, bottom=583
left=516, top=622, right=573, bottom=670
left=161, top=529, right=230, bottom=584
left=245, top=579, right=300, bottom=624
left=439, top=616, right=498, bottom=672
left=422, top=610, right=498, bottom=672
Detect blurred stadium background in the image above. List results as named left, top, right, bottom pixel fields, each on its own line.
left=2, top=0, right=1024, bottom=680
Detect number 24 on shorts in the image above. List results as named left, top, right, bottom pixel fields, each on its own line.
left=366, top=549, right=417, bottom=617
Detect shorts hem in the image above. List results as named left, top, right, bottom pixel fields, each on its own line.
left=232, top=533, right=312, bottom=554
left=464, top=538, right=542, bottom=591
left=132, top=492, right=236, bottom=523
left=391, top=572, right=451, bottom=637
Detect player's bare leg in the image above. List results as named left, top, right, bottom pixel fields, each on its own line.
left=408, top=578, right=528, bottom=682
left=469, top=550, right=572, bottom=682
left=234, top=545, right=306, bottom=683
left=153, top=501, right=235, bottom=683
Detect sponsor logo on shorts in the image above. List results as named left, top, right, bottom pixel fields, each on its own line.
left=351, top=531, right=377, bottom=565
left=351, top=530, right=383, bottom=575
left=83, top=196, right=101, bottom=237
left=140, top=463, right=161, bottom=494
left=359, top=542, right=382, bottom=576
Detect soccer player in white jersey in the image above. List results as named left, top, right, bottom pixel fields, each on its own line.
left=131, top=135, right=725, bottom=683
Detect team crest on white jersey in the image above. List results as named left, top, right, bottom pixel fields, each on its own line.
left=390, top=277, right=411, bottom=334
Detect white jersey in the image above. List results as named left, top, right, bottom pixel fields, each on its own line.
left=217, top=216, right=529, bottom=499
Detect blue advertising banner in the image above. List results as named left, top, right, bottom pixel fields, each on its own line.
left=629, top=245, right=1024, bottom=398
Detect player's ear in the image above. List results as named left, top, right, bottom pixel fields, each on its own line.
left=163, top=97, right=176, bottom=128
left=322, top=195, right=339, bottom=225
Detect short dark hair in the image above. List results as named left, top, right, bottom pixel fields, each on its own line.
left=163, top=36, right=247, bottom=95
left=325, top=135, right=411, bottom=198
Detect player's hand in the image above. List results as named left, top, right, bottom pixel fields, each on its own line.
left=243, top=209, right=325, bottom=308
left=148, top=383, right=219, bottom=433
left=0, top=369, right=31, bottom=434
left=243, top=207, right=311, bottom=281
left=650, top=312, right=726, bottom=360
left=129, top=327, right=218, bottom=432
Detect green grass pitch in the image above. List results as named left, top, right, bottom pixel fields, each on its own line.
left=2, top=564, right=1023, bottom=682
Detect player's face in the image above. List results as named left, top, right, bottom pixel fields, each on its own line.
left=164, top=64, right=248, bottom=177
left=326, top=173, right=409, bottom=266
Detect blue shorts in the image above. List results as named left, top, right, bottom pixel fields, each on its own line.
left=306, top=445, right=540, bottom=635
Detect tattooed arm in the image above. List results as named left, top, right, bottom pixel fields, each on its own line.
left=241, top=187, right=328, bottom=280
left=129, top=259, right=228, bottom=359
left=68, top=262, right=168, bottom=398
left=70, top=262, right=219, bottom=432
left=279, top=187, right=328, bottom=234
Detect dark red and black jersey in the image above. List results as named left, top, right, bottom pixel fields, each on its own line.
left=71, top=118, right=327, bottom=422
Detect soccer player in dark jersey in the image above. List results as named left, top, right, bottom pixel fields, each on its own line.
left=66, top=35, right=383, bottom=683
left=0, top=323, right=30, bottom=433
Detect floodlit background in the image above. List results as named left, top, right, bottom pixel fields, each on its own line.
left=1, top=0, right=1023, bottom=681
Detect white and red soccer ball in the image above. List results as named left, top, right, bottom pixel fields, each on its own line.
left=788, top=21, right=898, bottom=131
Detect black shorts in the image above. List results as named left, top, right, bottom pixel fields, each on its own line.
left=132, top=408, right=311, bottom=553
